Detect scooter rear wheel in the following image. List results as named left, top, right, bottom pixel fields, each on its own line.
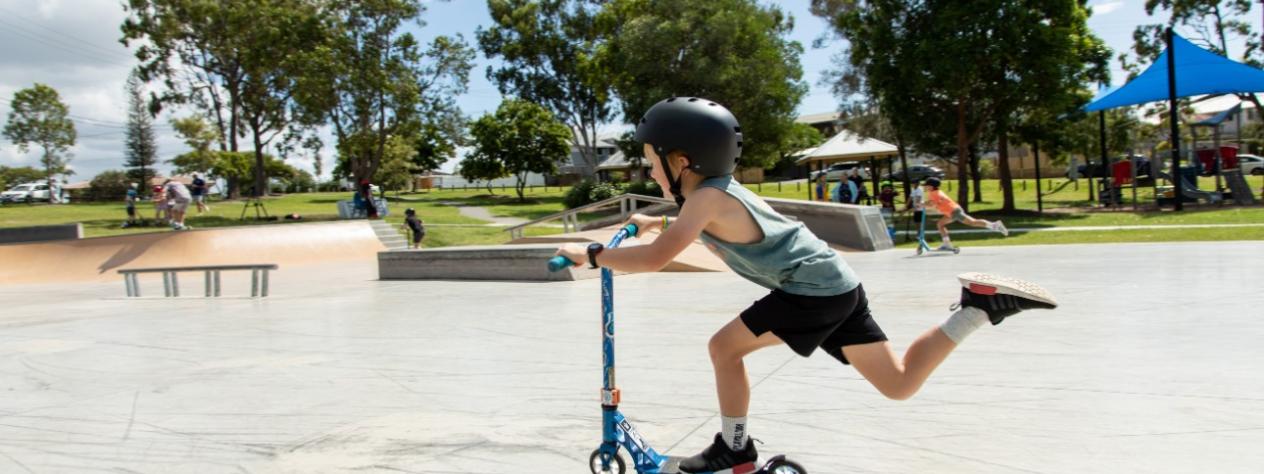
left=589, top=449, right=626, bottom=474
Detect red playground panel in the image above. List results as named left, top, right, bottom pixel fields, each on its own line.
left=1196, top=146, right=1239, bottom=171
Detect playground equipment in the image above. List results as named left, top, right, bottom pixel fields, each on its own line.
left=548, top=225, right=808, bottom=474
left=1156, top=166, right=1221, bottom=206
left=1186, top=104, right=1258, bottom=206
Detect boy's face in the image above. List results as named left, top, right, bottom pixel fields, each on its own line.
left=645, top=144, right=671, bottom=198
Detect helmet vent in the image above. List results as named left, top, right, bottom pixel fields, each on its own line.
left=737, top=141, right=743, bottom=148
left=687, top=97, right=699, bottom=102
left=733, top=126, right=741, bottom=132
left=666, top=97, right=677, bottom=102
left=708, top=102, right=716, bottom=106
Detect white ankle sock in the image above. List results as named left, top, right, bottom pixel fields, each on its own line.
left=721, top=416, right=747, bottom=451
left=939, top=306, right=989, bottom=344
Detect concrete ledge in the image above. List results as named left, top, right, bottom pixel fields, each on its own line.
left=0, top=223, right=82, bottom=244
left=378, top=244, right=603, bottom=281
left=764, top=198, right=893, bottom=251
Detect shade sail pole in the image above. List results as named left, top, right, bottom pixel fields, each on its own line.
left=1166, top=27, right=1184, bottom=211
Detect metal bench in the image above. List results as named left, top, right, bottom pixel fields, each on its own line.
left=118, top=264, right=280, bottom=298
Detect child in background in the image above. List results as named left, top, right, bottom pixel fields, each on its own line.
left=152, top=185, right=168, bottom=225
left=923, top=177, right=1008, bottom=250
left=123, top=183, right=139, bottom=228
left=401, top=208, right=425, bottom=249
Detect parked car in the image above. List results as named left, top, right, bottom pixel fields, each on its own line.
left=884, top=165, right=944, bottom=182
left=0, top=182, right=62, bottom=203
left=1238, top=154, right=1264, bottom=175
left=809, top=162, right=870, bottom=181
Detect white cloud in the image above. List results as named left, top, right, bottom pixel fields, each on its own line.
left=1091, top=1, right=1125, bottom=16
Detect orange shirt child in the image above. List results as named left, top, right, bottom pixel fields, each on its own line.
left=926, top=189, right=960, bottom=215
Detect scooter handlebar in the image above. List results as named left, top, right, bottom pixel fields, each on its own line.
left=546, top=223, right=639, bottom=272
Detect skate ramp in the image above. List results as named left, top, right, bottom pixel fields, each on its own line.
left=378, top=227, right=730, bottom=282
left=0, top=220, right=386, bottom=284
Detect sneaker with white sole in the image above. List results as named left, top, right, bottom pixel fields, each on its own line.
left=955, top=272, right=1057, bottom=325
left=993, top=221, right=1009, bottom=236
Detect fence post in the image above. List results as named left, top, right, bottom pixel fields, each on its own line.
left=778, top=181, right=782, bottom=192
left=757, top=182, right=762, bottom=192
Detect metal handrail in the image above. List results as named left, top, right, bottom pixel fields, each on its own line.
left=504, top=193, right=674, bottom=239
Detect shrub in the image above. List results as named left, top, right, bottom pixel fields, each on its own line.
left=623, top=180, right=662, bottom=197
left=563, top=180, right=598, bottom=208
left=88, top=170, right=130, bottom=201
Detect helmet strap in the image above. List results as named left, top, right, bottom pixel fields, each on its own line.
left=655, top=146, right=686, bottom=207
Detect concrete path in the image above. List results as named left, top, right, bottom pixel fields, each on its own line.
left=439, top=200, right=529, bottom=226
left=896, top=222, right=1264, bottom=235
left=1, top=242, right=1261, bottom=473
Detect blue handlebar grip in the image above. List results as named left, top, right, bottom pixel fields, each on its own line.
left=624, top=223, right=639, bottom=237
left=548, top=255, right=574, bottom=272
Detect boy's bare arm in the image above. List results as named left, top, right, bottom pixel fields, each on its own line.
left=576, top=188, right=724, bottom=273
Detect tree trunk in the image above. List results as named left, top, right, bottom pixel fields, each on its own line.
left=252, top=127, right=266, bottom=198
left=44, top=149, right=55, bottom=204
left=516, top=172, right=527, bottom=202
left=969, top=143, right=982, bottom=204
left=897, top=138, right=911, bottom=205
left=955, top=103, right=970, bottom=212
left=997, top=119, right=1015, bottom=212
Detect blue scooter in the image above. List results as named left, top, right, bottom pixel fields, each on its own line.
left=549, top=224, right=807, bottom=474
left=914, top=211, right=960, bottom=256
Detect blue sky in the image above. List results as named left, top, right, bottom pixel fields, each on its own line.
left=1, top=0, right=1260, bottom=180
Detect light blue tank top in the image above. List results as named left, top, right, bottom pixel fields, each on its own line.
left=695, top=176, right=860, bottom=296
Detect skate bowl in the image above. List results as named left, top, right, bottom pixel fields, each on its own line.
left=0, top=220, right=386, bottom=284
left=378, top=226, right=729, bottom=281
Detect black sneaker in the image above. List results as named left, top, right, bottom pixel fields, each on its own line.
left=678, top=432, right=759, bottom=474
left=956, top=272, right=1058, bottom=325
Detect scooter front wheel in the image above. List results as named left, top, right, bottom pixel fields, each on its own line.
left=759, top=455, right=807, bottom=474
left=589, top=449, right=626, bottom=474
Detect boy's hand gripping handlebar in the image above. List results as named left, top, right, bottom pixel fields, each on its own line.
left=547, top=223, right=639, bottom=272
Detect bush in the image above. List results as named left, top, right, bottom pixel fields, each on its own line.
left=589, top=181, right=621, bottom=202
left=563, top=179, right=629, bottom=208
left=88, top=170, right=130, bottom=202
left=564, top=180, right=598, bottom=208
left=623, top=180, right=662, bottom=197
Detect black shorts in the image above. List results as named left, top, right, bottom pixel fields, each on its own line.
left=739, top=284, right=887, bottom=365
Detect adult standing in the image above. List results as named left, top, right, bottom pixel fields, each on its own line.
left=848, top=168, right=869, bottom=205
left=164, top=179, right=193, bottom=230
left=191, top=173, right=211, bottom=213
left=358, top=178, right=378, bottom=219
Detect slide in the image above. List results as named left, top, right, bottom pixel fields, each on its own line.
left=1156, top=171, right=1221, bottom=204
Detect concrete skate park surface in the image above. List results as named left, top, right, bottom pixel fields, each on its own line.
left=0, top=220, right=385, bottom=284
left=2, top=242, right=1262, bottom=472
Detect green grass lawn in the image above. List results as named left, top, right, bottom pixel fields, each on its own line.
left=3, top=178, right=1261, bottom=247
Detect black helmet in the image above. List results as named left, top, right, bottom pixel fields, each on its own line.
left=924, top=177, right=941, bottom=188
left=635, top=97, right=742, bottom=205
left=405, top=208, right=416, bottom=216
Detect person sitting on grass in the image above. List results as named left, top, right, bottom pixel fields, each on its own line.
left=923, top=177, right=1007, bottom=250
left=554, top=97, right=1055, bottom=474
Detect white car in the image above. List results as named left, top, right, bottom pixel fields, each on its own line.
left=1238, top=154, right=1264, bottom=175
left=0, top=182, right=63, bottom=203
left=809, top=162, right=871, bottom=181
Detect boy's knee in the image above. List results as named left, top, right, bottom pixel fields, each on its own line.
left=707, top=335, right=740, bottom=365
left=881, top=387, right=916, bottom=401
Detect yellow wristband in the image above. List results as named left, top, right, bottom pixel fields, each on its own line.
left=661, top=215, right=669, bottom=230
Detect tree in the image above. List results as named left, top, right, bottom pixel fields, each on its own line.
left=170, top=115, right=230, bottom=195
left=124, top=72, right=159, bottom=195
left=210, top=151, right=295, bottom=196
left=374, top=135, right=419, bottom=195
left=467, top=99, right=572, bottom=201
left=0, top=166, right=45, bottom=191
left=598, top=0, right=807, bottom=169
left=89, top=170, right=132, bottom=201
left=813, top=0, right=1108, bottom=211
left=122, top=0, right=324, bottom=198
left=411, top=122, right=457, bottom=175
left=458, top=151, right=506, bottom=194
left=294, top=0, right=473, bottom=192
left=478, top=0, right=613, bottom=178
left=615, top=130, right=647, bottom=181
left=3, top=84, right=76, bottom=203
